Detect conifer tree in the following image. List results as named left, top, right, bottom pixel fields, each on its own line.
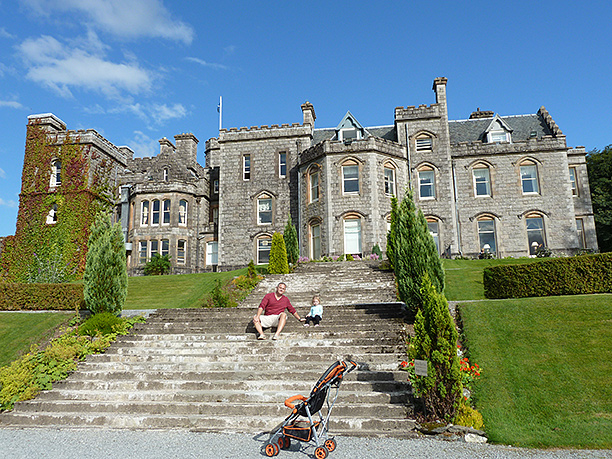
left=268, top=232, right=289, bottom=274
left=386, top=196, right=398, bottom=270
left=394, top=190, right=444, bottom=310
left=83, top=213, right=127, bottom=315
left=409, top=275, right=462, bottom=421
left=283, top=214, right=299, bottom=266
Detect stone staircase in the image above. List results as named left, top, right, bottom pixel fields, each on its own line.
left=0, top=262, right=416, bottom=436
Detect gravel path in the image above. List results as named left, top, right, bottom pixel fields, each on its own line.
left=0, top=429, right=610, bottom=459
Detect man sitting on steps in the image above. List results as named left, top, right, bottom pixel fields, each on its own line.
left=253, top=282, right=304, bottom=340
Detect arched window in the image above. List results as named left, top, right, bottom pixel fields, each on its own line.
left=256, top=235, right=272, bottom=264
left=384, top=164, right=396, bottom=196
left=341, top=160, right=359, bottom=194
left=307, top=166, right=320, bottom=203
left=178, top=200, right=188, bottom=226
left=477, top=216, right=497, bottom=256
left=417, top=165, right=435, bottom=199
left=310, top=223, right=321, bottom=260
left=141, top=200, right=149, bottom=226
left=151, top=200, right=160, bottom=225
left=426, top=218, right=440, bottom=254
left=50, top=160, right=61, bottom=187
left=162, top=199, right=171, bottom=225
left=472, top=164, right=491, bottom=197
left=415, top=134, right=433, bottom=152
left=526, top=214, right=546, bottom=255
left=257, top=193, right=273, bottom=225
left=46, top=203, right=58, bottom=225
left=520, top=160, right=539, bottom=194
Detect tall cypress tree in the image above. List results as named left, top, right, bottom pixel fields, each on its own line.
left=283, top=214, right=299, bottom=266
left=268, top=232, right=289, bottom=274
left=394, top=190, right=444, bottom=310
left=83, top=213, right=127, bottom=315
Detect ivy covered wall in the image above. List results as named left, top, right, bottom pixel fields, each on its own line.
left=0, top=118, right=120, bottom=282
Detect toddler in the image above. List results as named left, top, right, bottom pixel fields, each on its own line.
left=304, top=295, right=323, bottom=327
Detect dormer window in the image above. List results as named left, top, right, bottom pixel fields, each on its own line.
left=485, top=115, right=512, bottom=144
left=488, top=131, right=509, bottom=143
left=339, top=128, right=361, bottom=142
left=335, top=111, right=366, bottom=143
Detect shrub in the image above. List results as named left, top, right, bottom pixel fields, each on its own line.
left=247, top=260, right=257, bottom=279
left=83, top=213, right=127, bottom=315
left=346, top=254, right=355, bottom=261
left=0, top=283, right=84, bottom=311
left=78, top=312, right=123, bottom=337
left=143, top=254, right=171, bottom=275
left=372, top=244, right=382, bottom=258
left=453, top=398, right=484, bottom=430
left=283, top=215, right=299, bottom=266
left=268, top=232, right=289, bottom=274
left=483, top=253, right=612, bottom=299
left=202, top=279, right=237, bottom=308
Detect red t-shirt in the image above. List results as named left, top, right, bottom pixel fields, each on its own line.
left=259, top=292, right=296, bottom=315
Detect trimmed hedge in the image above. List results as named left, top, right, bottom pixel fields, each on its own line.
left=483, top=253, right=612, bottom=299
left=0, top=283, right=84, bottom=311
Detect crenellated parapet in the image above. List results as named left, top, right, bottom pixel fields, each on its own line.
left=451, top=135, right=567, bottom=158
left=537, top=106, right=563, bottom=136
left=219, top=123, right=310, bottom=143
left=395, top=103, right=442, bottom=121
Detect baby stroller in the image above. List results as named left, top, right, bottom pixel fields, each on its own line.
left=263, top=358, right=358, bottom=459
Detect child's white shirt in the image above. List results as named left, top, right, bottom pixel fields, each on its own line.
left=308, top=304, right=323, bottom=317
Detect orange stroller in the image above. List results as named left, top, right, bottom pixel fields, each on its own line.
left=263, top=359, right=358, bottom=459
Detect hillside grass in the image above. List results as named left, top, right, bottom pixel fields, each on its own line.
left=460, top=293, right=612, bottom=448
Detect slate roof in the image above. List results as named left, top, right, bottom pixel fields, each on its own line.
left=312, top=125, right=397, bottom=145
left=448, top=113, right=553, bottom=144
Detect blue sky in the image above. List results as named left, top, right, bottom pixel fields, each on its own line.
left=1, top=0, right=611, bottom=237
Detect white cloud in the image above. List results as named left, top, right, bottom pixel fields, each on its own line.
left=0, top=100, right=24, bottom=109
left=109, top=102, right=187, bottom=126
left=150, top=103, right=187, bottom=124
left=23, top=0, right=194, bottom=44
left=186, top=57, right=228, bottom=71
left=0, top=168, right=5, bottom=178
left=128, top=130, right=159, bottom=157
left=18, top=35, right=153, bottom=99
left=0, top=27, right=15, bottom=39
left=0, top=197, right=18, bottom=208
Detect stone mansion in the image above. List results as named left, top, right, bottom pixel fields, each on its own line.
left=16, top=77, right=597, bottom=275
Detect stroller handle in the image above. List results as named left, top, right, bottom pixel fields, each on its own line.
left=345, top=358, right=358, bottom=374
left=284, top=394, right=307, bottom=410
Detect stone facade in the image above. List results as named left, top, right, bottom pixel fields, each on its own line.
left=12, top=77, right=597, bottom=275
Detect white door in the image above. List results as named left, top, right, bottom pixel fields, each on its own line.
left=206, top=241, right=218, bottom=265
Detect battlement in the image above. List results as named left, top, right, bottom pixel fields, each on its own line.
left=451, top=135, right=568, bottom=158
left=395, top=103, right=442, bottom=121
left=60, top=128, right=131, bottom=166
left=537, top=106, right=563, bottom=136
left=219, top=122, right=311, bottom=143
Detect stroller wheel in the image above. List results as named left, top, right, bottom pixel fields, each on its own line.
left=265, top=443, right=279, bottom=457
left=314, top=446, right=328, bottom=459
left=279, top=436, right=291, bottom=449
left=324, top=439, right=336, bottom=452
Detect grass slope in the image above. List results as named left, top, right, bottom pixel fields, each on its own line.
left=460, top=294, right=612, bottom=448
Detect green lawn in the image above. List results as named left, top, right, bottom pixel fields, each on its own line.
left=0, top=312, right=73, bottom=367
left=443, top=258, right=542, bottom=301
left=124, top=268, right=247, bottom=309
left=460, top=294, right=612, bottom=448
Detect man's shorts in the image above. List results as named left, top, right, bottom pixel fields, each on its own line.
left=260, top=314, right=282, bottom=328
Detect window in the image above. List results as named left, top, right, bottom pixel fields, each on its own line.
left=152, top=200, right=160, bottom=225
left=257, top=236, right=271, bottom=264
left=50, top=160, right=61, bottom=187
left=161, top=239, right=169, bottom=257
left=344, top=218, right=362, bottom=255
left=179, top=200, right=187, bottom=226
left=526, top=215, right=545, bottom=255
left=243, top=154, right=251, bottom=180
left=139, top=241, right=147, bottom=264
left=384, top=166, right=396, bottom=196
left=569, top=167, right=578, bottom=196
left=473, top=167, right=491, bottom=197
left=163, top=168, right=168, bottom=182
left=520, top=162, right=539, bottom=194
left=279, top=152, right=287, bottom=178
left=162, top=199, right=171, bottom=225
left=177, top=240, right=186, bottom=264
left=310, top=171, right=319, bottom=203
left=416, top=136, right=433, bottom=152
left=576, top=218, right=586, bottom=249
left=342, top=163, right=359, bottom=194
left=150, top=240, right=159, bottom=259
left=477, top=218, right=497, bottom=255
left=311, top=224, right=321, bottom=260
left=427, top=219, right=440, bottom=254
left=339, top=128, right=360, bottom=142
left=46, top=204, right=58, bottom=225
left=257, top=195, right=273, bottom=225
left=212, top=207, right=219, bottom=226
left=488, top=131, right=508, bottom=143
left=418, top=167, right=435, bottom=199
left=206, top=241, right=218, bottom=265
left=213, top=180, right=219, bottom=193
left=141, top=201, right=149, bottom=226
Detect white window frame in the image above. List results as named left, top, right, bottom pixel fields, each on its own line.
left=139, top=241, right=148, bottom=264
left=520, top=163, right=540, bottom=194
left=418, top=168, right=435, bottom=200
left=339, top=128, right=360, bottom=142
left=343, top=218, right=362, bottom=256
left=473, top=167, right=491, bottom=197
left=384, top=166, right=396, bottom=196
left=488, top=131, right=509, bottom=143
left=141, top=200, right=149, bottom=226
left=178, top=200, right=188, bottom=226
left=477, top=218, right=497, bottom=255
left=50, top=160, right=61, bottom=187
left=427, top=219, right=440, bottom=254
left=279, top=152, right=287, bottom=178
left=310, top=171, right=319, bottom=203
left=162, top=199, right=171, bottom=225
left=257, top=236, right=272, bottom=265
left=257, top=196, right=273, bottom=225
left=150, top=240, right=159, bottom=259
left=415, top=136, right=433, bottom=152
left=569, top=167, right=578, bottom=196
left=177, top=240, right=186, bottom=264
left=213, top=179, right=219, bottom=193
left=161, top=239, right=169, bottom=257
left=206, top=241, right=218, bottom=266
left=46, top=204, right=58, bottom=225
left=151, top=199, right=160, bottom=225
left=243, top=154, right=251, bottom=181
left=526, top=215, right=545, bottom=255
left=163, top=168, right=168, bottom=182
left=576, top=218, right=586, bottom=249
left=342, top=164, right=359, bottom=194
left=311, top=224, right=321, bottom=260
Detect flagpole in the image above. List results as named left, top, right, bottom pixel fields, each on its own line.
left=218, top=96, right=222, bottom=131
